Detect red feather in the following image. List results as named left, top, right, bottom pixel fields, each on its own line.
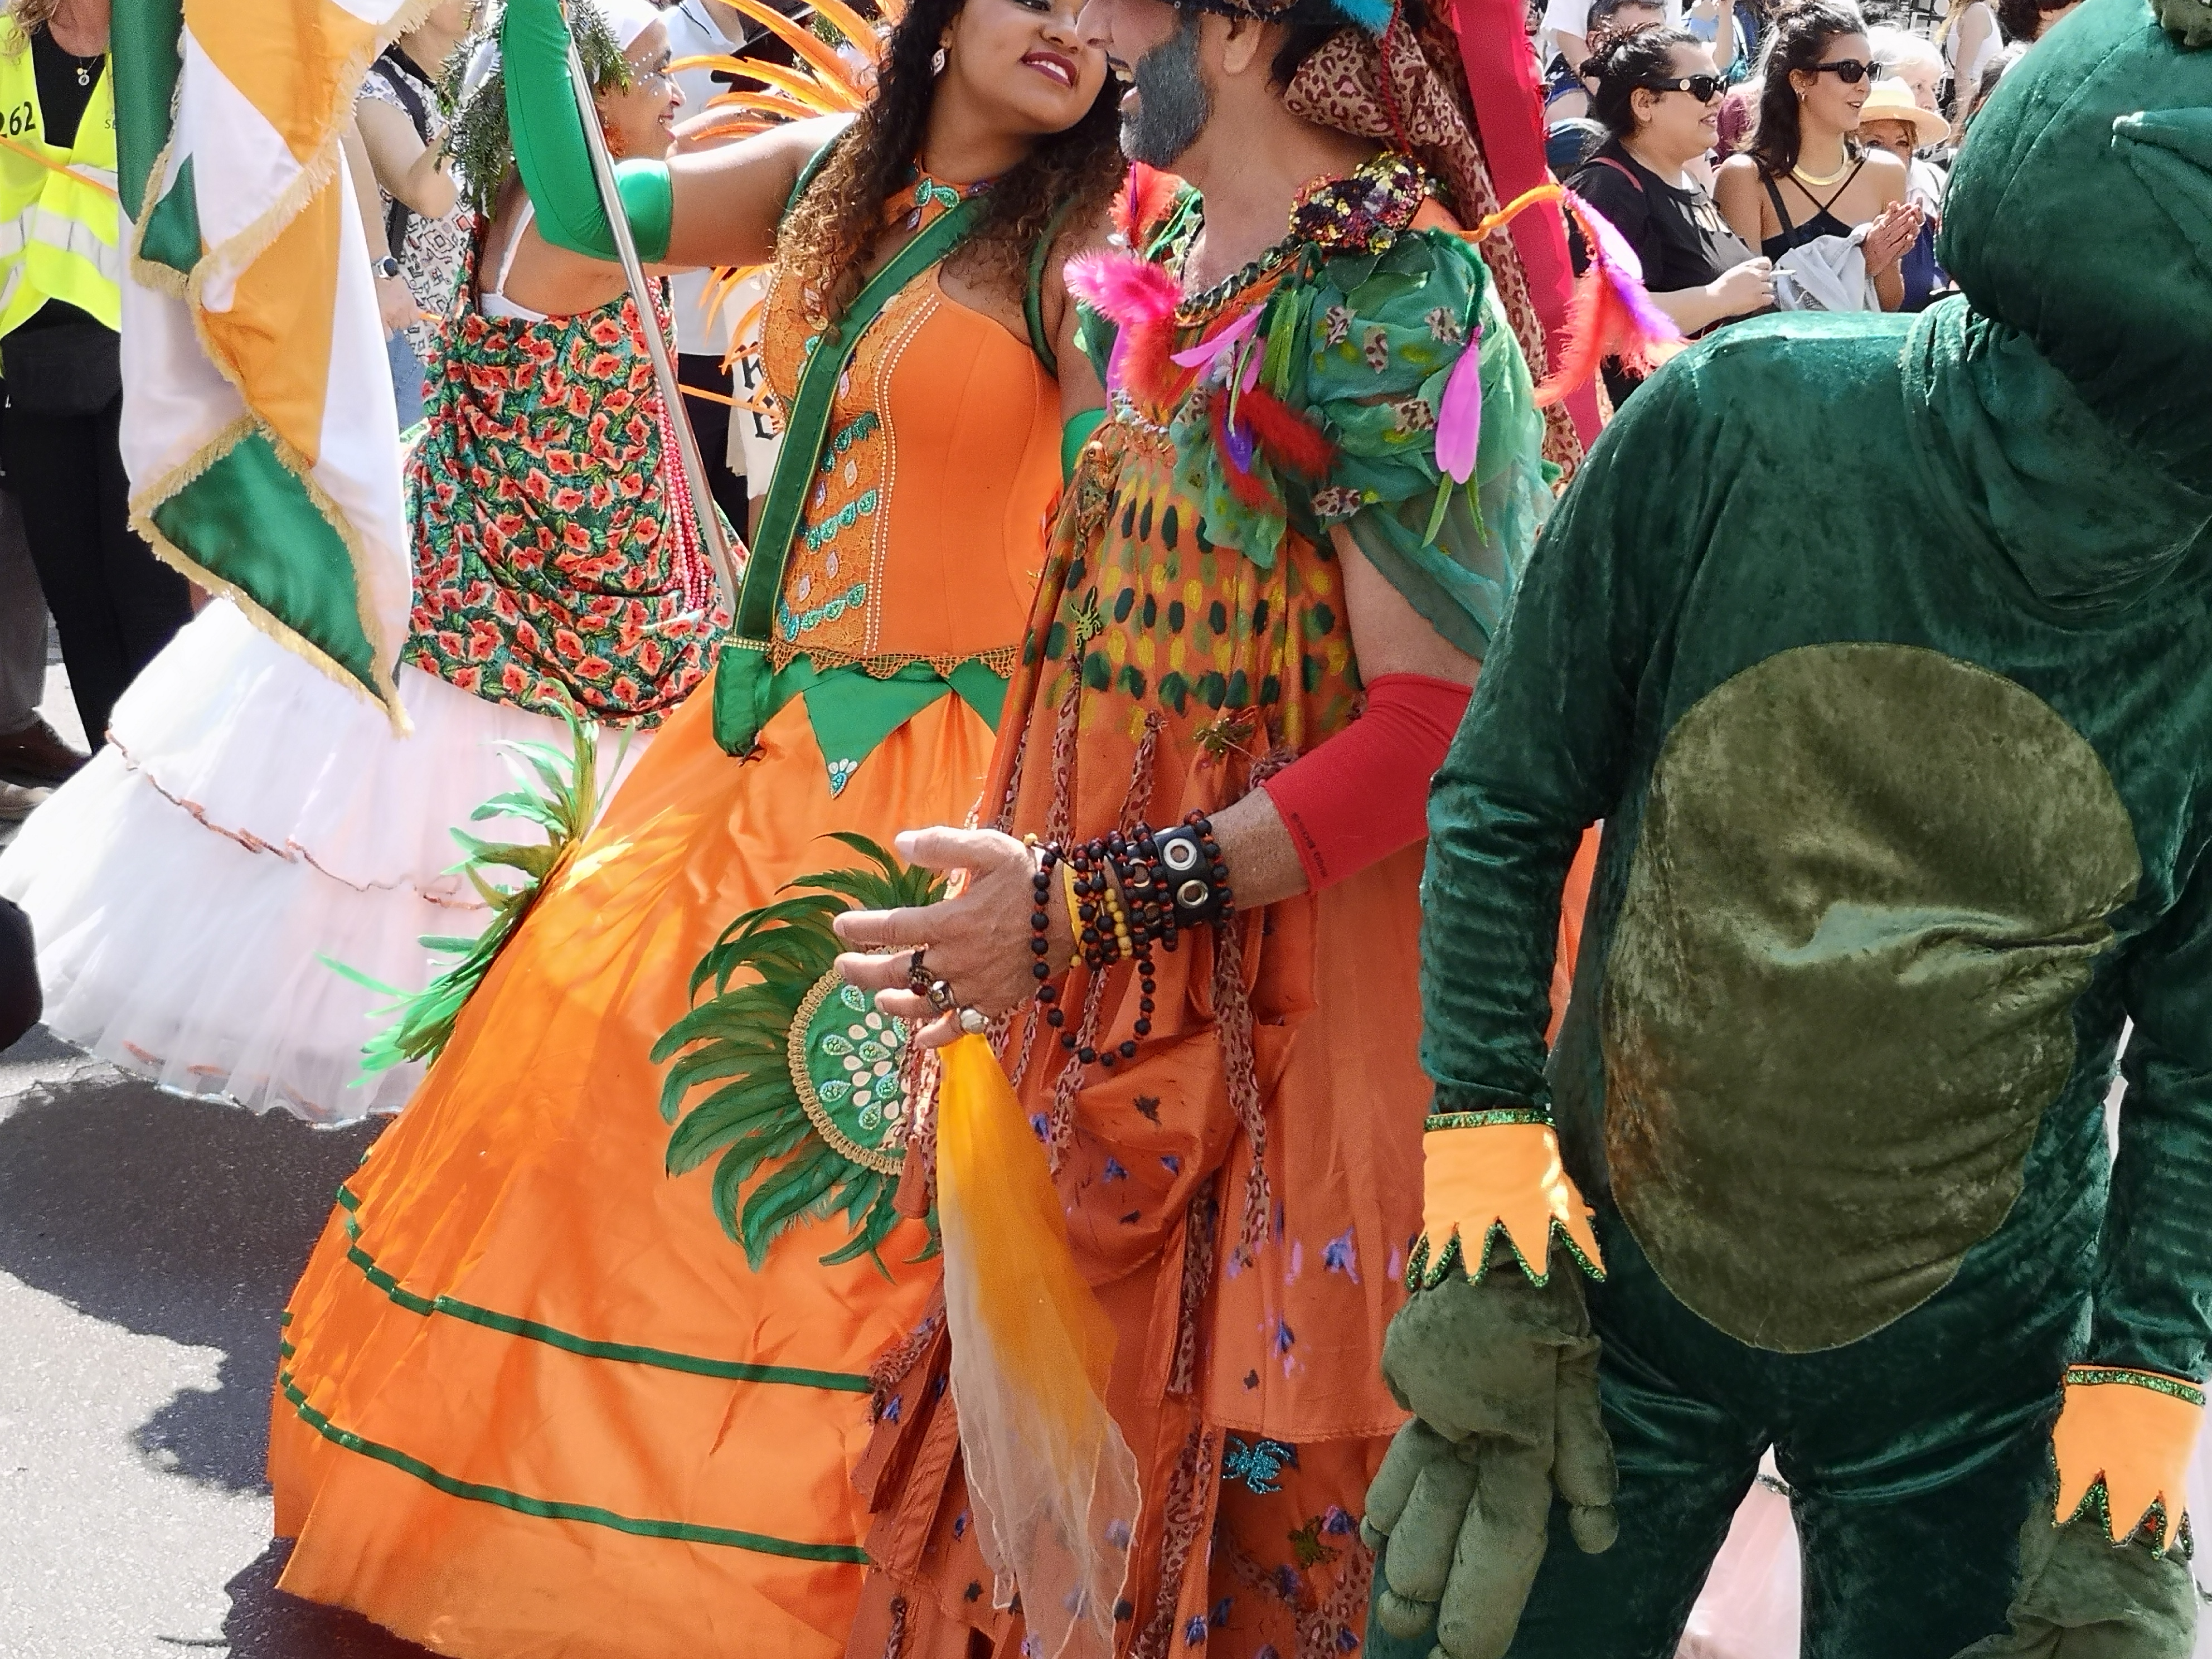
left=1123, top=323, right=1181, bottom=409
left=1237, top=387, right=1338, bottom=480
left=1534, top=267, right=1622, bottom=409
left=1113, top=163, right=1183, bottom=248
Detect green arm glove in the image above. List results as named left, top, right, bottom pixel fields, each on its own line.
left=500, top=0, right=674, bottom=261
left=1365, top=1259, right=1617, bottom=1659
left=1061, top=409, right=1105, bottom=482
left=1952, top=1497, right=2198, bottom=1658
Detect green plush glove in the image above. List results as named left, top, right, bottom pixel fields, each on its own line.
left=1366, top=1262, right=1617, bottom=1659
left=500, top=0, right=675, bottom=262
left=1953, top=1506, right=2199, bottom=1659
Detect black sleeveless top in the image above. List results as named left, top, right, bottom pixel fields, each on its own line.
left=1760, top=158, right=1867, bottom=256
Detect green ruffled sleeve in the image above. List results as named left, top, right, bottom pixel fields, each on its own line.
left=1291, top=228, right=1554, bottom=661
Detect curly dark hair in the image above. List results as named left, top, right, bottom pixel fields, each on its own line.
left=1585, top=23, right=1705, bottom=139
left=1747, top=0, right=1867, bottom=177
left=776, top=0, right=1126, bottom=323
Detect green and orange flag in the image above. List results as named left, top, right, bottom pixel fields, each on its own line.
left=113, top=0, right=415, bottom=724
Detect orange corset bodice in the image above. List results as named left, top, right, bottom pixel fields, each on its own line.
left=758, top=263, right=1061, bottom=675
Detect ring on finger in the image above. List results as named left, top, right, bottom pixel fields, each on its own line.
left=907, top=949, right=931, bottom=993
left=958, top=1007, right=989, bottom=1035
left=926, top=978, right=958, bottom=1015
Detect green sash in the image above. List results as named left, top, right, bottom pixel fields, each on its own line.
left=711, top=193, right=987, bottom=755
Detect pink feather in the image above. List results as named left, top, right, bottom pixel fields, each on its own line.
left=1065, top=250, right=1184, bottom=402
left=1170, top=304, right=1261, bottom=377
left=1064, top=251, right=1180, bottom=328
left=1434, top=323, right=1484, bottom=486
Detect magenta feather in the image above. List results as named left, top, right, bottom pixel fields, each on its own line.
left=1065, top=251, right=1183, bottom=401
left=1064, top=251, right=1180, bottom=328
left=1434, top=323, right=1485, bottom=486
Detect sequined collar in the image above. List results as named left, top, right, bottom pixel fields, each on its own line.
left=1164, top=151, right=1429, bottom=323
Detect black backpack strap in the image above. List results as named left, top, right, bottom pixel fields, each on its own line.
left=365, top=48, right=433, bottom=260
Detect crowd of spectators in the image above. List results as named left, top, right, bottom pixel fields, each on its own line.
left=1545, top=0, right=2070, bottom=394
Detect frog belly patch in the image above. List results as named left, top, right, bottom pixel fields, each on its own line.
left=1600, top=642, right=2139, bottom=1352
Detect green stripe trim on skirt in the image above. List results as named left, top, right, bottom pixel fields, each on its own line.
left=326, top=1185, right=872, bottom=1393
left=276, top=1369, right=872, bottom=1565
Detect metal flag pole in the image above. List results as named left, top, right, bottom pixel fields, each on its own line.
left=562, top=35, right=744, bottom=606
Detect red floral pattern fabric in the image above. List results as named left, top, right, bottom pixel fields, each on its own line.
left=401, top=228, right=730, bottom=727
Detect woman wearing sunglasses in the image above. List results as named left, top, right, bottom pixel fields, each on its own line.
left=1714, top=0, right=1920, bottom=309
left=1569, top=25, right=1773, bottom=402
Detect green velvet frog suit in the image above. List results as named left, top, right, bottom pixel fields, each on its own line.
left=1400, top=0, right=2212, bottom=1652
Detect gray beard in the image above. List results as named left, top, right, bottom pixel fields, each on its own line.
left=1119, top=13, right=1212, bottom=169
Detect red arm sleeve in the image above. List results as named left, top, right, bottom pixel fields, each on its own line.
left=1259, top=672, right=1473, bottom=892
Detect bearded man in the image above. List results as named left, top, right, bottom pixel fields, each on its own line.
left=828, top=0, right=1588, bottom=1651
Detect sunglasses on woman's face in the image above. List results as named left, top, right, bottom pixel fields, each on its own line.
left=1646, top=72, right=1727, bottom=100
left=1812, top=58, right=1881, bottom=83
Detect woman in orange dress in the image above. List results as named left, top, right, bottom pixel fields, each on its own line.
left=266, top=0, right=1120, bottom=1651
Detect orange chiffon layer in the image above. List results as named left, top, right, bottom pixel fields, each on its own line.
left=269, top=689, right=992, bottom=1659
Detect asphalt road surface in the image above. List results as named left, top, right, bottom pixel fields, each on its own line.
left=0, top=1025, right=433, bottom=1658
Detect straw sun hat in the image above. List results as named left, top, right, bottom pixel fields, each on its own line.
left=1857, top=77, right=1953, bottom=145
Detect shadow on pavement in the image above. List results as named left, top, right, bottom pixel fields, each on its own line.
left=0, top=1056, right=385, bottom=1492
left=221, top=1540, right=436, bottom=1657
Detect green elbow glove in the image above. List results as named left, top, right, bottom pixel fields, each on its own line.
left=1061, top=409, right=1105, bottom=482
left=500, top=0, right=673, bottom=262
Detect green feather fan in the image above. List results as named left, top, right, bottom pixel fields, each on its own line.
left=328, top=704, right=617, bottom=1074
left=651, top=832, right=945, bottom=1274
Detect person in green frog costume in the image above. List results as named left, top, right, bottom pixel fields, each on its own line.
left=1361, top=0, right=2212, bottom=1654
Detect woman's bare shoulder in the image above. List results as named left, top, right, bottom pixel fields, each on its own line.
left=1713, top=153, right=1763, bottom=195
left=1861, top=148, right=1910, bottom=190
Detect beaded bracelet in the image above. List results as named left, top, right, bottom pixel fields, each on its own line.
left=1022, top=813, right=1230, bottom=1074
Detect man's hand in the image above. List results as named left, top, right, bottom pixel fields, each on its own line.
left=833, top=828, right=1064, bottom=1046
left=1365, top=1262, right=1616, bottom=1659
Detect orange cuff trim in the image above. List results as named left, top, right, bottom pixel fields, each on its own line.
left=2067, top=1365, right=2206, bottom=1408
left=1407, top=1119, right=1605, bottom=1290
left=2053, top=1364, right=2206, bottom=1554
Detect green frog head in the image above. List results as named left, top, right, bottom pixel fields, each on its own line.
left=1939, top=0, right=2212, bottom=483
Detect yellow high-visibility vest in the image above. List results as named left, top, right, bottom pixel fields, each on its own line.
left=0, top=36, right=121, bottom=337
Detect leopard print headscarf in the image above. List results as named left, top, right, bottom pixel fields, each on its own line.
left=1284, top=17, right=1586, bottom=471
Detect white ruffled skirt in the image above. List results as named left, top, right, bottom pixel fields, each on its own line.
left=0, top=601, right=649, bottom=1123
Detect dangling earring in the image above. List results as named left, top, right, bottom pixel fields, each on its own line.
left=605, top=123, right=630, bottom=159
left=931, top=44, right=948, bottom=73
